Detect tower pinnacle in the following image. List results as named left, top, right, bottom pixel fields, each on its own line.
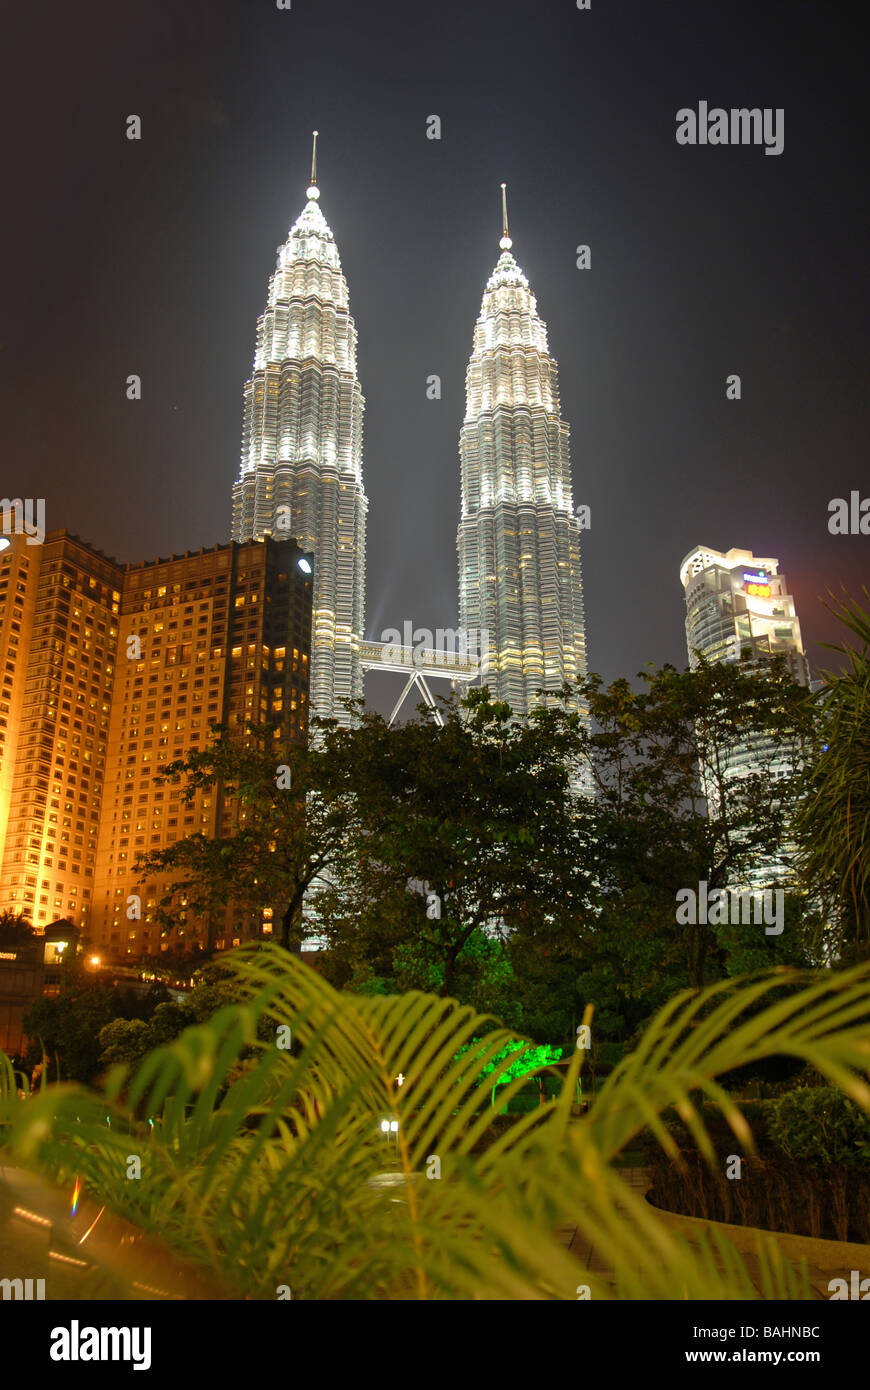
left=307, top=130, right=320, bottom=201
left=499, top=182, right=512, bottom=250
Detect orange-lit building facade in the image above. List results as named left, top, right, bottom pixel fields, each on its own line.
left=0, top=530, right=311, bottom=961
left=0, top=533, right=120, bottom=935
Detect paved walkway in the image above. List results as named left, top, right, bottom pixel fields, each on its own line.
left=555, top=1166, right=653, bottom=1288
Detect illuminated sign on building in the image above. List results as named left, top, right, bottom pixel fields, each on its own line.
left=743, top=569, right=771, bottom=598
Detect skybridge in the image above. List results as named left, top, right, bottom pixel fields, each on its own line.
left=359, top=641, right=482, bottom=727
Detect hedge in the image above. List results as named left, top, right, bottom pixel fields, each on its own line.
left=644, top=1087, right=870, bottom=1242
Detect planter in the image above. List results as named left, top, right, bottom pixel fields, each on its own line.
left=646, top=1193, right=870, bottom=1296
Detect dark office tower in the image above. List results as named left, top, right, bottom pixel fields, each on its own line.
left=91, top=538, right=312, bottom=954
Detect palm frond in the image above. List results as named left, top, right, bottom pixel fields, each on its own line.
left=2, top=945, right=868, bottom=1298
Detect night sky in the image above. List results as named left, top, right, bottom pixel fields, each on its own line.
left=4, top=0, right=868, bottom=714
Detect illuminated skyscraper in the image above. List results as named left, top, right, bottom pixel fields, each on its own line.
left=457, top=187, right=587, bottom=723
left=0, top=529, right=310, bottom=958
left=232, top=134, right=367, bottom=727
left=679, top=545, right=809, bottom=687
left=679, top=544, right=811, bottom=888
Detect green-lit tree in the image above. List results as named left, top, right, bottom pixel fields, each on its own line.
left=454, top=1037, right=563, bottom=1108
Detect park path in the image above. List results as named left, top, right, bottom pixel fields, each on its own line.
left=555, top=1165, right=654, bottom=1286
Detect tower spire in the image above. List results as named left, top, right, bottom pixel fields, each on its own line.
left=307, top=130, right=320, bottom=201
left=499, top=183, right=512, bottom=250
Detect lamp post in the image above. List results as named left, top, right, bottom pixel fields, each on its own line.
left=380, top=1118, right=399, bottom=1156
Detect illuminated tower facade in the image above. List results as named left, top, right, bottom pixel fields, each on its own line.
left=0, top=531, right=121, bottom=935
left=0, top=529, right=311, bottom=956
left=679, top=544, right=811, bottom=888
left=457, top=188, right=587, bottom=723
left=232, top=135, right=367, bottom=727
left=679, top=545, right=809, bottom=688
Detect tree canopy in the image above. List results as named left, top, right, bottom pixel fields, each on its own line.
left=128, top=652, right=829, bottom=1045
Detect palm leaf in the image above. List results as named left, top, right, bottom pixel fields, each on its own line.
left=2, top=945, right=868, bottom=1298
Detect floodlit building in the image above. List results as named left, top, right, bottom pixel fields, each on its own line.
left=457, top=187, right=587, bottom=727
left=0, top=530, right=311, bottom=959
left=680, top=545, right=809, bottom=686
left=90, top=538, right=311, bottom=954
left=679, top=544, right=811, bottom=887
left=0, top=531, right=122, bottom=936
left=231, top=134, right=368, bottom=728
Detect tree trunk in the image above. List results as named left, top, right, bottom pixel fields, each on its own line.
left=280, top=903, right=294, bottom=950
left=280, top=879, right=308, bottom=951
left=442, top=947, right=457, bottom=998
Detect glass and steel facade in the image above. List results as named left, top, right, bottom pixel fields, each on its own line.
left=679, top=544, right=810, bottom=889
left=457, top=231, right=587, bottom=725
left=231, top=178, right=368, bottom=728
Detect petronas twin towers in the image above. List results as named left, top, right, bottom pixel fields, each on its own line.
left=231, top=138, right=367, bottom=724
left=232, top=139, right=587, bottom=730
left=458, top=189, right=587, bottom=720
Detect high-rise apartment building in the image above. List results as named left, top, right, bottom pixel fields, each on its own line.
left=0, top=532, right=120, bottom=935
left=231, top=137, right=367, bottom=728
left=457, top=190, right=587, bottom=724
left=0, top=530, right=311, bottom=959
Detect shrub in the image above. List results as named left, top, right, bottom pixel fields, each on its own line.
left=643, top=1100, right=777, bottom=1159
left=647, top=1149, right=870, bottom=1243
left=768, top=1086, right=870, bottom=1169
left=644, top=1090, right=870, bottom=1241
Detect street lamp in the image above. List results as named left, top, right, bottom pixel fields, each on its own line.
left=380, top=1117, right=399, bottom=1155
